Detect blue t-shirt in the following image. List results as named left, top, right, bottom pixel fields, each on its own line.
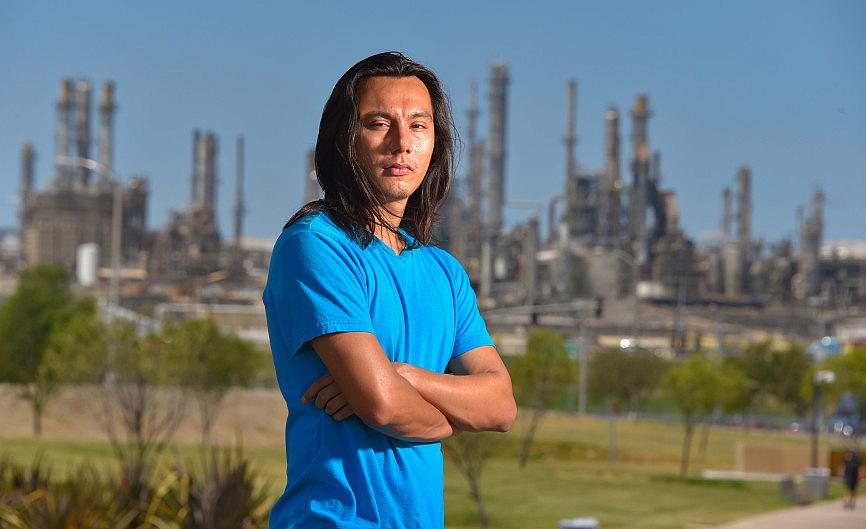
left=262, top=210, right=494, bottom=529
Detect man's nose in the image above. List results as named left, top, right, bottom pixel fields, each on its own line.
left=389, top=123, right=412, bottom=154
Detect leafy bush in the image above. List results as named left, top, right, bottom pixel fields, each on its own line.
left=0, top=450, right=270, bottom=529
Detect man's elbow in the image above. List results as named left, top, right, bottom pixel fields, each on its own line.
left=355, top=396, right=398, bottom=428
left=493, top=397, right=518, bottom=432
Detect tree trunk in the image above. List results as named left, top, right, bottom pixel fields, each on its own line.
left=32, top=402, right=42, bottom=437
left=699, top=415, right=711, bottom=459
left=608, top=399, right=620, bottom=468
left=680, top=417, right=694, bottom=477
left=469, top=472, right=490, bottom=529
left=518, top=408, right=544, bottom=469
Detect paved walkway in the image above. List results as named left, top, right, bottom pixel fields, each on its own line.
left=715, top=497, right=865, bottom=529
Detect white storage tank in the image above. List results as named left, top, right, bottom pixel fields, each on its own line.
left=76, top=243, right=100, bottom=286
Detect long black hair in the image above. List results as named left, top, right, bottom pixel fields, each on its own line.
left=284, top=51, right=457, bottom=248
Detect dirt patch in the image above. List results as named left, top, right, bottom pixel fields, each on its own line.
left=0, top=384, right=288, bottom=449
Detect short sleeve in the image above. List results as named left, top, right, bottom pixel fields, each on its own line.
left=264, top=229, right=374, bottom=355
left=450, top=260, right=495, bottom=358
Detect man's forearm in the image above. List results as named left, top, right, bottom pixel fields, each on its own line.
left=396, top=365, right=515, bottom=432
left=365, top=373, right=458, bottom=442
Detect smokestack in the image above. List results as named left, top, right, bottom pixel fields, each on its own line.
left=799, top=188, right=825, bottom=298
left=202, top=132, right=218, bottom=213
left=722, top=187, right=732, bottom=242
left=736, top=165, right=751, bottom=262
left=194, top=131, right=218, bottom=212
left=234, top=135, right=245, bottom=247
left=564, top=80, right=577, bottom=186
left=630, top=94, right=652, bottom=269
left=466, top=82, right=484, bottom=270
left=631, top=95, right=650, bottom=148
left=651, top=151, right=661, bottom=184
left=55, top=79, right=73, bottom=187
left=600, top=107, right=621, bottom=246
left=20, top=142, right=35, bottom=199
left=604, top=107, right=620, bottom=183
left=73, top=79, right=92, bottom=187
left=523, top=216, right=539, bottom=306
left=564, top=80, right=579, bottom=238
left=486, top=61, right=509, bottom=235
left=481, top=62, right=508, bottom=299
left=98, top=81, right=116, bottom=182
left=191, top=129, right=201, bottom=204
left=303, top=148, right=320, bottom=203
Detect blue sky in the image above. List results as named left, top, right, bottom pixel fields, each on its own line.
left=1, top=0, right=864, bottom=244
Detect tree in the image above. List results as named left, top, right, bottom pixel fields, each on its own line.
left=510, top=328, right=574, bottom=468
left=442, top=433, right=498, bottom=529
left=163, top=318, right=260, bottom=444
left=50, top=317, right=187, bottom=492
left=587, top=347, right=668, bottom=467
left=663, top=353, right=720, bottom=476
left=826, top=346, right=866, bottom=417
left=698, top=361, right=750, bottom=458
left=729, top=340, right=810, bottom=417
left=0, top=264, right=90, bottom=436
left=768, top=344, right=810, bottom=416
left=587, top=347, right=668, bottom=416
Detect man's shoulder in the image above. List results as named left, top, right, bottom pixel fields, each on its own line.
left=277, top=210, right=353, bottom=251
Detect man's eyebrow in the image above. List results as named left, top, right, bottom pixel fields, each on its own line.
left=361, top=110, right=433, bottom=120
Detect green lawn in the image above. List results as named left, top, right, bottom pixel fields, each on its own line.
left=0, top=412, right=848, bottom=529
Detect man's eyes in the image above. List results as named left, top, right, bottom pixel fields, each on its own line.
left=365, top=120, right=430, bottom=130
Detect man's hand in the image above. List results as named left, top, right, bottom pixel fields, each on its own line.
left=304, top=363, right=419, bottom=423
left=302, top=374, right=355, bottom=421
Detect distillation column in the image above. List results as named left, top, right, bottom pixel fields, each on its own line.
left=799, top=188, right=824, bottom=298
left=737, top=165, right=751, bottom=263
left=480, top=61, right=509, bottom=299
left=98, top=82, right=116, bottom=184
left=234, top=135, right=245, bottom=248
left=598, top=106, right=621, bottom=246
left=191, top=129, right=201, bottom=204
left=73, top=79, right=92, bottom=188
left=563, top=80, right=578, bottom=236
left=629, top=95, right=651, bottom=275
left=465, top=81, right=484, bottom=277
left=194, top=131, right=218, bottom=216
left=722, top=187, right=732, bottom=242
left=19, top=142, right=35, bottom=263
left=54, top=79, right=73, bottom=187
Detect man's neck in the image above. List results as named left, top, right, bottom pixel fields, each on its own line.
left=374, top=201, right=407, bottom=254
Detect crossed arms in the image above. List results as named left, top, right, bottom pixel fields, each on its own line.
left=304, top=332, right=517, bottom=442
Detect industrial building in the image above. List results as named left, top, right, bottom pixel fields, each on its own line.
left=11, top=70, right=866, bottom=354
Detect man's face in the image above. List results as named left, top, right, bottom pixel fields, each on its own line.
left=356, top=76, right=435, bottom=206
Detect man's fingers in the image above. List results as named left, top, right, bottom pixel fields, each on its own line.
left=324, top=394, right=347, bottom=415
left=302, top=374, right=333, bottom=403
left=314, top=383, right=342, bottom=410
left=332, top=405, right=355, bottom=421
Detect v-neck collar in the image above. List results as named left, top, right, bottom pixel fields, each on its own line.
left=374, top=228, right=416, bottom=262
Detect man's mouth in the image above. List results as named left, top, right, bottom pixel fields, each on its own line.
left=383, top=164, right=413, bottom=176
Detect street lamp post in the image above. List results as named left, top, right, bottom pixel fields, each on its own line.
left=811, top=369, right=836, bottom=468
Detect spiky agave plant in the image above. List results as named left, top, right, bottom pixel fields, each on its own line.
left=175, top=448, right=270, bottom=529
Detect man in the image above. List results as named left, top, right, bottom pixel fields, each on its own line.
left=839, top=449, right=862, bottom=509
left=263, top=52, right=516, bottom=528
